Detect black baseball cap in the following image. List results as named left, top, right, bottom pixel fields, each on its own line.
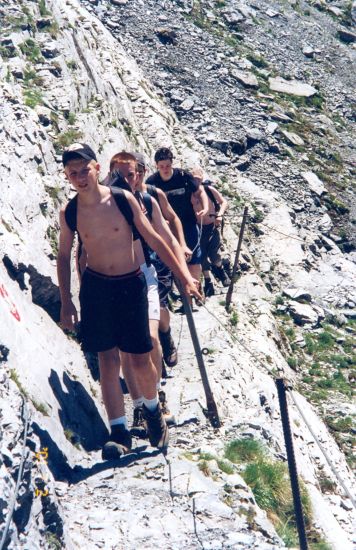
left=134, top=152, right=147, bottom=168
left=62, top=143, right=97, bottom=166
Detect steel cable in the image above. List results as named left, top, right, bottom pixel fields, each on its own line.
left=0, top=398, right=30, bottom=550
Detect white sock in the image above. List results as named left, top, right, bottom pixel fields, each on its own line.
left=133, top=397, right=144, bottom=408
left=110, top=416, right=128, bottom=430
left=142, top=396, right=159, bottom=412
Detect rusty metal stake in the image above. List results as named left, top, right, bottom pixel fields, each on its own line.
left=176, top=280, right=221, bottom=428
left=225, top=206, right=248, bottom=312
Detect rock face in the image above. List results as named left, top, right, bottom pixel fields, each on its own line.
left=0, top=0, right=355, bottom=548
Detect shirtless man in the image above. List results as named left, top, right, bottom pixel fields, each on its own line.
left=191, top=167, right=230, bottom=296
left=57, top=143, right=200, bottom=459
left=108, top=151, right=190, bottom=429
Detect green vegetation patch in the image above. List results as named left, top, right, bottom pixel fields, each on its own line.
left=19, top=39, right=43, bottom=64
left=224, top=438, right=317, bottom=547
left=225, top=438, right=265, bottom=463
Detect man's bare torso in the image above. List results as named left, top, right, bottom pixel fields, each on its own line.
left=77, top=187, right=138, bottom=275
left=192, top=193, right=216, bottom=225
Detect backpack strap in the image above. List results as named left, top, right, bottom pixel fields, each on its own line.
left=141, top=192, right=153, bottom=222
left=111, top=186, right=134, bottom=228
left=64, top=188, right=136, bottom=240
left=64, top=195, right=78, bottom=232
left=203, top=182, right=220, bottom=213
left=146, top=184, right=159, bottom=204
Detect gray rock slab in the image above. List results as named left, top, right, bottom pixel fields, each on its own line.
left=301, top=171, right=327, bottom=196
left=288, top=301, right=325, bottom=326
left=269, top=77, right=317, bottom=97
left=230, top=69, right=258, bottom=88
left=281, top=130, right=304, bottom=146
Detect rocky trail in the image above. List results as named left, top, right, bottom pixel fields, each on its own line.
left=0, top=0, right=355, bottom=549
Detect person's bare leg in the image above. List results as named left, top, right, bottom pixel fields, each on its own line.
left=159, top=307, right=170, bottom=332
left=188, top=263, right=202, bottom=281
left=98, top=348, right=125, bottom=420
left=121, top=351, right=141, bottom=401
left=127, top=352, right=157, bottom=399
left=149, top=319, right=161, bottom=383
left=187, top=263, right=202, bottom=304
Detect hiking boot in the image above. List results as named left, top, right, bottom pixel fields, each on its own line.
left=158, top=390, right=176, bottom=426
left=102, top=425, right=132, bottom=460
left=142, top=404, right=169, bottom=449
left=204, top=279, right=215, bottom=297
left=159, top=329, right=178, bottom=367
left=222, top=258, right=233, bottom=279
left=212, top=265, right=231, bottom=287
left=131, top=406, right=147, bottom=438
left=161, top=358, right=168, bottom=379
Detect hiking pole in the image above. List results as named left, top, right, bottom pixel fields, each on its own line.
left=276, top=379, right=309, bottom=550
left=225, top=206, right=248, bottom=312
left=175, top=279, right=221, bottom=428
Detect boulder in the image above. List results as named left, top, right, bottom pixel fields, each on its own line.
left=301, top=171, right=327, bottom=196
left=222, top=11, right=244, bottom=26
left=41, top=44, right=60, bottom=59
left=288, top=301, right=325, bottom=326
left=283, top=288, right=312, bottom=303
left=337, top=29, right=356, bottom=43
left=36, top=17, right=53, bottom=30
left=269, top=77, right=317, bottom=97
left=302, top=46, right=315, bottom=58
left=206, top=135, right=231, bottom=155
left=180, top=98, right=194, bottom=111
left=230, top=135, right=247, bottom=155
left=35, top=106, right=52, bottom=126
left=230, top=69, right=258, bottom=88
left=281, top=130, right=304, bottom=147
left=156, top=28, right=177, bottom=45
left=246, top=128, right=263, bottom=145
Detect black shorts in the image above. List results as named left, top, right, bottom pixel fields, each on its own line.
left=200, top=223, right=222, bottom=271
left=79, top=267, right=153, bottom=354
left=151, top=254, right=173, bottom=308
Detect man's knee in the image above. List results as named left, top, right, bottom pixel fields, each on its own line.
left=98, top=348, right=119, bottom=368
left=130, top=352, right=150, bottom=370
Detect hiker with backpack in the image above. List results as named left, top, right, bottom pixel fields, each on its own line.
left=145, top=148, right=209, bottom=287
left=191, top=167, right=230, bottom=297
left=108, top=151, right=192, bottom=431
left=57, top=143, right=201, bottom=459
left=134, top=153, right=182, bottom=369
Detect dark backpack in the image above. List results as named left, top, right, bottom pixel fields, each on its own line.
left=64, top=187, right=134, bottom=236
left=145, top=184, right=159, bottom=205
left=138, top=191, right=153, bottom=222
left=203, top=180, right=220, bottom=213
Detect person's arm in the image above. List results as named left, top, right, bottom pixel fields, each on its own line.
left=193, top=185, right=209, bottom=219
left=155, top=188, right=192, bottom=258
left=57, top=209, right=78, bottom=331
left=126, top=193, right=201, bottom=299
left=151, top=198, right=190, bottom=273
left=211, top=187, right=228, bottom=227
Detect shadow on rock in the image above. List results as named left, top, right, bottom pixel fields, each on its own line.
left=31, top=422, right=161, bottom=484
left=31, top=422, right=73, bottom=482
left=49, top=370, right=108, bottom=451
left=2, top=254, right=61, bottom=322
